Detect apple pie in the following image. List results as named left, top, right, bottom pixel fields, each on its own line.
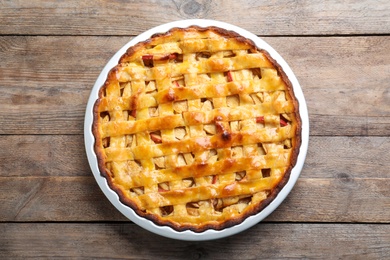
left=92, top=26, right=301, bottom=232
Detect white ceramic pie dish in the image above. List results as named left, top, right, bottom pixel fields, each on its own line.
left=84, top=19, right=309, bottom=241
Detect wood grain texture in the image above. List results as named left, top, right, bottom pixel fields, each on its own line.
left=1, top=176, right=389, bottom=222
left=1, top=135, right=389, bottom=179
left=0, top=36, right=389, bottom=135
left=0, top=135, right=90, bottom=177
left=1, top=0, right=389, bottom=36
left=2, top=1, right=389, bottom=259
left=0, top=176, right=126, bottom=222
left=1, top=223, right=389, bottom=259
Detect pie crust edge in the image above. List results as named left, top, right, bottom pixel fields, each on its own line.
left=92, top=25, right=302, bottom=232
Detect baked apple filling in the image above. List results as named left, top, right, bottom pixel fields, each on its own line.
left=93, top=26, right=301, bottom=232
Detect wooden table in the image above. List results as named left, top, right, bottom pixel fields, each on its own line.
left=1, top=1, right=389, bottom=258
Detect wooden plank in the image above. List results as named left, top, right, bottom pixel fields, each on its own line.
left=1, top=1, right=389, bottom=36
left=1, top=176, right=389, bottom=222
left=302, top=136, right=390, bottom=179
left=0, top=135, right=90, bottom=177
left=1, top=135, right=389, bottom=179
left=0, top=223, right=389, bottom=259
left=0, top=36, right=389, bottom=135
left=0, top=176, right=126, bottom=222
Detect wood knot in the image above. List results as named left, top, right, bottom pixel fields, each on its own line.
left=175, top=0, right=211, bottom=18
left=186, top=246, right=208, bottom=259
left=183, top=0, right=201, bottom=15
left=337, top=172, right=354, bottom=185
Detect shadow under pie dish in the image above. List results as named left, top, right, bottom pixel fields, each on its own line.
left=85, top=19, right=309, bottom=240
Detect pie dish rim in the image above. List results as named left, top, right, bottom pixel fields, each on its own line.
left=84, top=19, right=309, bottom=241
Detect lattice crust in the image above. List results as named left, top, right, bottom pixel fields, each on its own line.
left=93, top=26, right=301, bottom=232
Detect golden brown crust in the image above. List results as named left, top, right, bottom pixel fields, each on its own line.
left=92, top=25, right=301, bottom=232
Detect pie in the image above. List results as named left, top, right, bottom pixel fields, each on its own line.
left=92, top=25, right=301, bottom=232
